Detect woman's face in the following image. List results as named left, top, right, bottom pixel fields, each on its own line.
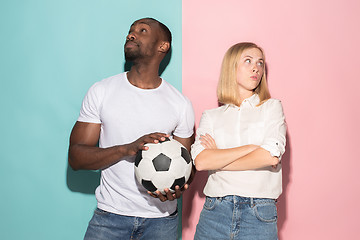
left=236, top=47, right=265, bottom=96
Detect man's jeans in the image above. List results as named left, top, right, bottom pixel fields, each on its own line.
left=84, top=208, right=178, bottom=240
left=194, top=195, right=278, bottom=240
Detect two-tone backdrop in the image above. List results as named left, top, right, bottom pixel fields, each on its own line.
left=1, top=0, right=359, bottom=239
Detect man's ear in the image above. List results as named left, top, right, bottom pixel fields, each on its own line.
left=159, top=41, right=170, bottom=53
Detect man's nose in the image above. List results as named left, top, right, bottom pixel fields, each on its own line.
left=126, top=32, right=136, bottom=41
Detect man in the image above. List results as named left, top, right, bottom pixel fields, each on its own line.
left=68, top=18, right=195, bottom=239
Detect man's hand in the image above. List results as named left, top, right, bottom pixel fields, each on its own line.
left=68, top=122, right=170, bottom=171
left=145, top=134, right=195, bottom=202
left=124, top=133, right=169, bottom=156
left=148, top=184, right=189, bottom=202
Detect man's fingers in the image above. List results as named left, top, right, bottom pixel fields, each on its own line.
left=143, top=133, right=169, bottom=144
left=164, top=189, right=175, bottom=201
left=174, top=186, right=182, bottom=199
left=155, top=190, right=167, bottom=202
left=148, top=191, right=158, bottom=198
left=137, top=133, right=169, bottom=152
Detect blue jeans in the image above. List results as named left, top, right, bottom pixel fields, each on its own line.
left=84, top=208, right=178, bottom=240
left=194, top=196, right=278, bottom=240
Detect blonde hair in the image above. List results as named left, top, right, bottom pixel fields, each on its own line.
left=217, top=42, right=271, bottom=106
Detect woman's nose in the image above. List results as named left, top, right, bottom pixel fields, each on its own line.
left=252, top=66, right=259, bottom=73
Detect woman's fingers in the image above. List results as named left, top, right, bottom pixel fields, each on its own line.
left=200, top=134, right=217, bottom=149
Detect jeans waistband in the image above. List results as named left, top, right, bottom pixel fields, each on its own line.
left=216, top=195, right=276, bottom=205
left=169, top=208, right=178, bottom=216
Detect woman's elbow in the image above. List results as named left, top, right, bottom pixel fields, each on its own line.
left=269, top=156, right=280, bottom=166
left=258, top=147, right=280, bottom=167
left=194, top=158, right=207, bottom=171
left=194, top=160, right=203, bottom=171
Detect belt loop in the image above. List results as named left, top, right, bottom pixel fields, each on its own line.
left=250, top=197, right=254, bottom=208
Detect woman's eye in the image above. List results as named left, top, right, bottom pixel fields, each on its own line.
left=245, top=59, right=251, bottom=63
left=257, top=62, right=264, bottom=66
left=141, top=29, right=147, bottom=32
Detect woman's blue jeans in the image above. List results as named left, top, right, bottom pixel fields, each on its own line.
left=84, top=208, right=178, bottom=240
left=194, top=195, right=278, bottom=240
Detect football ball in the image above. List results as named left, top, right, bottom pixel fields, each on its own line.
left=134, top=138, right=192, bottom=194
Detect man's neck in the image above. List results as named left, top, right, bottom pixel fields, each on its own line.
left=127, top=62, right=161, bottom=89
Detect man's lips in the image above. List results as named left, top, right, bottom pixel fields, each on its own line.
left=125, top=41, right=138, bottom=48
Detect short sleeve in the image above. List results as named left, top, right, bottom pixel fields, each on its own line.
left=190, top=111, right=214, bottom=164
left=77, top=81, right=104, bottom=124
left=173, top=97, right=195, bottom=138
left=260, top=100, right=287, bottom=160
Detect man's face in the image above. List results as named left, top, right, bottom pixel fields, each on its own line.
left=124, top=19, right=162, bottom=61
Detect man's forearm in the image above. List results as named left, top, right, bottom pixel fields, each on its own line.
left=68, top=144, right=128, bottom=170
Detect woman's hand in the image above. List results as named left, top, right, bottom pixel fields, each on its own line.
left=200, top=134, right=217, bottom=149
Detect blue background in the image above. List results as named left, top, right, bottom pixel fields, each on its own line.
left=0, top=0, right=182, bottom=239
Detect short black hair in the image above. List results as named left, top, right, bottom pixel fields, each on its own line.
left=144, top=17, right=172, bottom=48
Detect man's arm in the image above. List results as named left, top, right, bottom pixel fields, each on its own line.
left=174, top=134, right=196, bottom=184
left=68, top=121, right=169, bottom=170
left=173, top=134, right=194, bottom=152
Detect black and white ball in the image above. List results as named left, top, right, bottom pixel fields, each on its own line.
left=134, top=138, right=192, bottom=194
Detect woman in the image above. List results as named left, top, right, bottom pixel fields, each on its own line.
left=191, top=42, right=286, bottom=240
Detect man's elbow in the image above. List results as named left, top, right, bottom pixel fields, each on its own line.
left=68, top=156, right=81, bottom=171
left=68, top=162, right=80, bottom=171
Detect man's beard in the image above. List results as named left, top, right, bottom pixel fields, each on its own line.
left=125, top=50, right=141, bottom=61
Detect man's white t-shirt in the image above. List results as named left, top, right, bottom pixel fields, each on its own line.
left=78, top=72, right=195, bottom=218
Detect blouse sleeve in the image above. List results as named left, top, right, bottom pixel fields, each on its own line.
left=260, top=99, right=287, bottom=160
left=190, top=111, right=213, bottom=165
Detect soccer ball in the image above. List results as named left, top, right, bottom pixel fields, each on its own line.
left=134, top=138, right=192, bottom=194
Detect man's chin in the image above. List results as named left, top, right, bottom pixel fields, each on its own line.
left=125, top=53, right=139, bottom=62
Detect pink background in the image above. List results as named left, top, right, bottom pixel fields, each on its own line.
left=182, top=0, right=360, bottom=239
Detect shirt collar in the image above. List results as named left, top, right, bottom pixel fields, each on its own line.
left=224, top=93, right=260, bottom=110
left=245, top=93, right=260, bottom=107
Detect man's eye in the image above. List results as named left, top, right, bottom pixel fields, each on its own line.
left=141, top=29, right=147, bottom=32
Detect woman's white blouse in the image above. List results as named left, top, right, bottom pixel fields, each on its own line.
left=191, top=94, right=286, bottom=199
